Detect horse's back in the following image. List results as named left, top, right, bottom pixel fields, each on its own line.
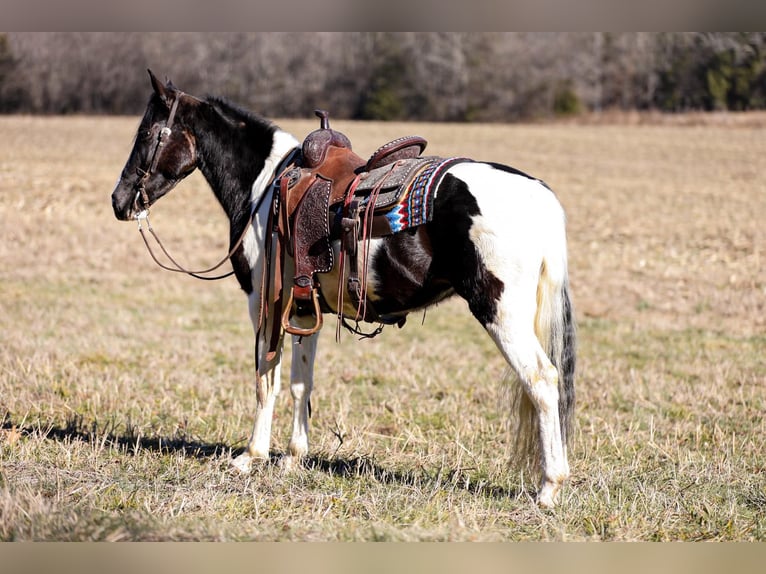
left=444, top=162, right=565, bottom=230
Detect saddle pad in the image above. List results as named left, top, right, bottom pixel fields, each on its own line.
left=369, top=157, right=472, bottom=235
left=354, top=156, right=437, bottom=210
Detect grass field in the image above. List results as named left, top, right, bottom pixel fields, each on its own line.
left=1, top=112, right=764, bottom=541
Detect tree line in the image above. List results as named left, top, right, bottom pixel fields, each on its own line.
left=1, top=32, right=765, bottom=121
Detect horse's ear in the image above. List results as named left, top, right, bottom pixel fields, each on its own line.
left=147, top=69, right=171, bottom=105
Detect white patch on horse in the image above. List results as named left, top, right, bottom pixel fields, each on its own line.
left=450, top=163, right=565, bottom=305
left=250, top=129, right=300, bottom=205
left=241, top=129, right=300, bottom=271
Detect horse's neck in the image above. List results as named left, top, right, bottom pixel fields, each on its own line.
left=193, top=112, right=298, bottom=232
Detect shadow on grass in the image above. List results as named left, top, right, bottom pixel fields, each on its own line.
left=2, top=412, right=231, bottom=460
left=2, top=411, right=522, bottom=501
left=302, top=454, right=521, bottom=501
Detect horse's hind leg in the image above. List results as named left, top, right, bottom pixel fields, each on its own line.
left=493, top=324, right=568, bottom=506
left=435, top=165, right=571, bottom=505
left=452, top=235, right=568, bottom=504
left=482, top=284, right=569, bottom=507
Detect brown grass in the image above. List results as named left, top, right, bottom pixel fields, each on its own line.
left=0, top=113, right=764, bottom=540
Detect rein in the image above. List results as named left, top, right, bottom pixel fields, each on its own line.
left=136, top=211, right=245, bottom=281
left=135, top=158, right=294, bottom=280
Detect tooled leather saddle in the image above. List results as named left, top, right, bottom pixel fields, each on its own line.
left=264, top=110, right=466, bottom=343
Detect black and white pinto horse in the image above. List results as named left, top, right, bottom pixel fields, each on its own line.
left=111, top=72, right=576, bottom=507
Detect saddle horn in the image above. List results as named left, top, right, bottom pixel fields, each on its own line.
left=315, top=109, right=330, bottom=130
left=301, top=109, right=352, bottom=168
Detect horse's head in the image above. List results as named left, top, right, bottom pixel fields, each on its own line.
left=111, top=70, right=199, bottom=221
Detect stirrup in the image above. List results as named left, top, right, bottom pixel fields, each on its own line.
left=281, top=287, right=324, bottom=337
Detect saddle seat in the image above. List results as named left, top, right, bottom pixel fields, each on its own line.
left=275, top=110, right=431, bottom=336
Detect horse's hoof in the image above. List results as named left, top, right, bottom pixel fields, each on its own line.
left=230, top=453, right=254, bottom=474
left=536, top=481, right=561, bottom=508
left=277, top=454, right=302, bottom=472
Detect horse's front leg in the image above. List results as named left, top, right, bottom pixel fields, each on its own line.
left=231, top=291, right=284, bottom=473
left=231, top=361, right=282, bottom=472
left=282, top=332, right=318, bottom=467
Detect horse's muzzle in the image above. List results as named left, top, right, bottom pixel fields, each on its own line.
left=111, top=182, right=139, bottom=221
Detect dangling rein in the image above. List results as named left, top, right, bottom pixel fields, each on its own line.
left=135, top=210, right=244, bottom=281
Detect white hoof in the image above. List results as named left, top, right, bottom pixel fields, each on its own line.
left=230, top=453, right=254, bottom=474
left=537, top=480, right=561, bottom=508
left=277, top=454, right=302, bottom=472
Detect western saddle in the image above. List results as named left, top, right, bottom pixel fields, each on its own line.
left=263, top=110, right=436, bottom=347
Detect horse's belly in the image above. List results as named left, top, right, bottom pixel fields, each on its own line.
left=316, top=232, right=452, bottom=321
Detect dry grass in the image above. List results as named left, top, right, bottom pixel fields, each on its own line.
left=0, top=113, right=764, bottom=540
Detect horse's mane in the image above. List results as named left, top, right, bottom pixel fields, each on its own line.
left=205, top=95, right=275, bottom=135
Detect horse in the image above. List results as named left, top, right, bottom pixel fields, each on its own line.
left=110, top=70, right=576, bottom=507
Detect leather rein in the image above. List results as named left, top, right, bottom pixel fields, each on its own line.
left=132, top=91, right=294, bottom=281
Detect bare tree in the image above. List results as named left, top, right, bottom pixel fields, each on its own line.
left=4, top=33, right=766, bottom=119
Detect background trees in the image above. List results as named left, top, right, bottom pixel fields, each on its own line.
left=1, top=32, right=764, bottom=120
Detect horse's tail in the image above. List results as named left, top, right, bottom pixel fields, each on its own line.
left=510, top=245, right=576, bottom=468
left=547, top=272, right=576, bottom=448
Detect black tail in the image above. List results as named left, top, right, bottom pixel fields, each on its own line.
left=555, top=281, right=576, bottom=447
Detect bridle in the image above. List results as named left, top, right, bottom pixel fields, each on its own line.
left=134, top=92, right=182, bottom=212
left=132, top=92, right=297, bottom=281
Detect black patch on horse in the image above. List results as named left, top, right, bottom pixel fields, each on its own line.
left=369, top=226, right=453, bottom=318
left=196, top=97, right=279, bottom=294
left=485, top=161, right=536, bottom=180
left=426, top=173, right=505, bottom=327
left=487, top=162, right=553, bottom=192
